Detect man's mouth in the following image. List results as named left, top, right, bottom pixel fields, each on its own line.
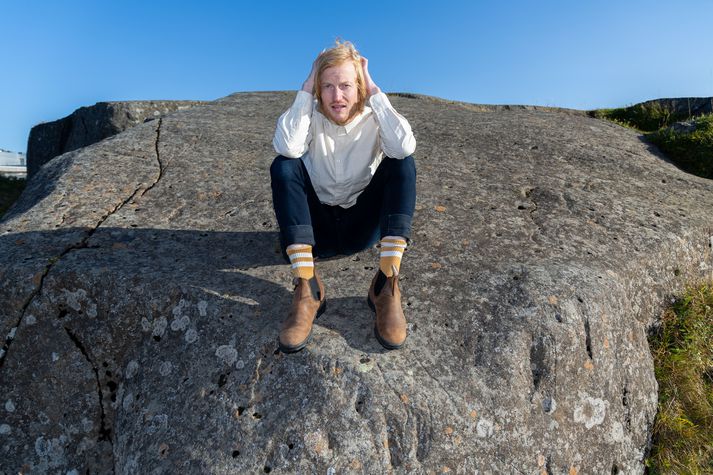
left=331, top=104, right=347, bottom=112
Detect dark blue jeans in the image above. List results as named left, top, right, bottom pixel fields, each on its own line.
left=270, top=155, right=416, bottom=259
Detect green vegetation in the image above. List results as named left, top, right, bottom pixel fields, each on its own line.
left=0, top=175, right=26, bottom=218
left=596, top=104, right=713, bottom=470
left=648, top=115, right=713, bottom=179
left=593, top=103, right=713, bottom=180
left=592, top=103, right=687, bottom=132
left=646, top=283, right=713, bottom=473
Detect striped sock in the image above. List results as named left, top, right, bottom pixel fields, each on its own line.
left=287, top=244, right=314, bottom=280
left=379, top=236, right=407, bottom=277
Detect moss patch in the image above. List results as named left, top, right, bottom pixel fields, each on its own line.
left=647, top=282, right=713, bottom=473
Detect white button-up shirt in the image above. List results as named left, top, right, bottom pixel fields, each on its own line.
left=273, top=91, right=416, bottom=208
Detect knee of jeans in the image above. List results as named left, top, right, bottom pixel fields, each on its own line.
left=270, top=155, right=302, bottom=182
left=387, top=155, right=416, bottom=182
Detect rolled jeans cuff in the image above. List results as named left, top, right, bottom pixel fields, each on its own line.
left=284, top=224, right=316, bottom=247
left=382, top=213, right=412, bottom=241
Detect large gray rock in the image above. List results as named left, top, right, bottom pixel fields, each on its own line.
left=638, top=96, right=713, bottom=118
left=26, top=100, right=206, bottom=178
left=1, top=92, right=712, bottom=474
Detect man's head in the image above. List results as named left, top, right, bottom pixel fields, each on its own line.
left=313, top=40, right=367, bottom=125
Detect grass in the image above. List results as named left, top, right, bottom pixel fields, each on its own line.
left=646, top=283, right=713, bottom=473
left=593, top=103, right=713, bottom=180
left=595, top=102, right=713, bottom=470
left=648, top=115, right=713, bottom=179
left=592, top=102, right=687, bottom=132
left=0, top=175, right=26, bottom=219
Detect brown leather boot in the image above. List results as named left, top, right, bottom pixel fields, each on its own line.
left=278, top=272, right=326, bottom=353
left=367, top=267, right=407, bottom=349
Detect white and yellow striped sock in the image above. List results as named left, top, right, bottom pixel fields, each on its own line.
left=287, top=244, right=314, bottom=280
left=379, top=236, right=407, bottom=277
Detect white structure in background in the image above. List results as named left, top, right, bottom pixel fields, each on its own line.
left=0, top=149, right=27, bottom=178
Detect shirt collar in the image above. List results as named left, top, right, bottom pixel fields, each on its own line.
left=343, top=106, right=371, bottom=133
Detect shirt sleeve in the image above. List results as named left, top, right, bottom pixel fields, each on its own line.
left=273, top=91, right=314, bottom=158
left=368, top=92, right=417, bottom=159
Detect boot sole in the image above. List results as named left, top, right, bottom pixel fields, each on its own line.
left=367, top=297, right=405, bottom=350
left=278, top=299, right=327, bottom=354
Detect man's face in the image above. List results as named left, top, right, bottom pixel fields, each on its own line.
left=320, top=61, right=360, bottom=125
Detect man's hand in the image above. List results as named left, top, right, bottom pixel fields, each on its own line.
left=360, top=56, right=381, bottom=97
left=301, top=58, right=317, bottom=94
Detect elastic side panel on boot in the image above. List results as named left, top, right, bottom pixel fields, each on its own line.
left=308, top=276, right=321, bottom=300
left=373, top=270, right=387, bottom=296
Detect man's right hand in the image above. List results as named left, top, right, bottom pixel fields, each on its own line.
left=301, top=57, right=319, bottom=94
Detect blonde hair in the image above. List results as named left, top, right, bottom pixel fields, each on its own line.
left=313, top=40, right=367, bottom=117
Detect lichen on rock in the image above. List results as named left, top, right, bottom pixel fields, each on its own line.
left=1, top=91, right=712, bottom=473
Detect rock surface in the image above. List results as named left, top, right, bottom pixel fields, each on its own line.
left=638, top=96, right=713, bottom=118
left=26, top=100, right=206, bottom=177
left=669, top=120, right=699, bottom=134
left=1, top=91, right=713, bottom=474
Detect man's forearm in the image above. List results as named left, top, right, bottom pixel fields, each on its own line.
left=273, top=91, right=313, bottom=158
left=369, top=92, right=416, bottom=159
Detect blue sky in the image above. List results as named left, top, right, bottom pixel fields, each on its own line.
left=2, top=1, right=712, bottom=153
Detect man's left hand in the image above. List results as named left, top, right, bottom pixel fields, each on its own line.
left=360, top=56, right=381, bottom=97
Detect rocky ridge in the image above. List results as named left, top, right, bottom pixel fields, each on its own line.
left=26, top=100, right=206, bottom=177
left=1, top=91, right=712, bottom=473
left=637, top=96, right=713, bottom=118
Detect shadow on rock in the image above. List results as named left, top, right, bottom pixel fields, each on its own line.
left=0, top=227, right=293, bottom=344
left=0, top=226, right=402, bottom=473
left=317, top=296, right=390, bottom=354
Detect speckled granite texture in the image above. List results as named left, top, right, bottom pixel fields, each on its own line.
left=1, top=92, right=712, bottom=474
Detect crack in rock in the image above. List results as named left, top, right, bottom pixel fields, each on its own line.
left=525, top=187, right=539, bottom=215
left=414, top=359, right=459, bottom=408
left=522, top=187, right=544, bottom=243
left=141, top=117, right=163, bottom=197
left=79, top=114, right=90, bottom=141
left=0, top=119, right=163, bottom=371
left=64, top=327, right=111, bottom=440
left=0, top=183, right=144, bottom=369
left=64, top=327, right=116, bottom=474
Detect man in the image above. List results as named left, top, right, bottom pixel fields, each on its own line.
left=271, top=40, right=416, bottom=353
